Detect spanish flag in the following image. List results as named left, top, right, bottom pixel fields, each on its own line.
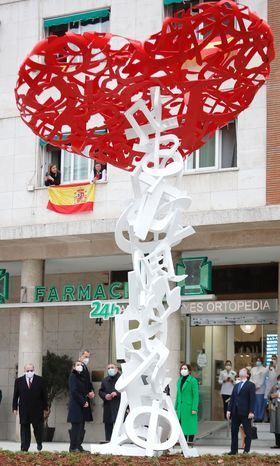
left=47, top=182, right=95, bottom=214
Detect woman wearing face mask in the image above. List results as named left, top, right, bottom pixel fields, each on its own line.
left=269, top=375, right=280, bottom=448
left=99, top=363, right=121, bottom=442
left=175, top=363, right=199, bottom=447
left=218, top=360, right=236, bottom=419
left=67, top=361, right=90, bottom=453
left=250, top=357, right=269, bottom=422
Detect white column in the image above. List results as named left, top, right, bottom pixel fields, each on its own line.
left=18, top=259, right=44, bottom=377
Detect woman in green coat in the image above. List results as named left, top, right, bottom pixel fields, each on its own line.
left=175, top=363, right=199, bottom=446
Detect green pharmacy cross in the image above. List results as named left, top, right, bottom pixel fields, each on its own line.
left=89, top=300, right=121, bottom=320
left=176, top=257, right=212, bottom=295
left=0, top=269, right=9, bottom=304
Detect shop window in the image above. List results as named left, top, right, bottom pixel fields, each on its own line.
left=185, top=121, right=237, bottom=172
left=212, top=264, right=278, bottom=298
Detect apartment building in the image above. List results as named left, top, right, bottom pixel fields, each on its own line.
left=0, top=0, right=279, bottom=440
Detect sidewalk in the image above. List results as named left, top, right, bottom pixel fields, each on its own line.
left=0, top=442, right=279, bottom=456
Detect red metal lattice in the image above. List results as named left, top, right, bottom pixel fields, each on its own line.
left=15, top=0, right=274, bottom=170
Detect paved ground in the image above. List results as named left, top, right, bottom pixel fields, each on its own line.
left=0, top=441, right=279, bottom=456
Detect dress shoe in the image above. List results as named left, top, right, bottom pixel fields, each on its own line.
left=226, top=451, right=237, bottom=455
left=271, top=445, right=280, bottom=449
left=37, top=443, right=42, bottom=451
left=69, top=448, right=80, bottom=453
left=78, top=447, right=90, bottom=453
left=243, top=451, right=249, bottom=454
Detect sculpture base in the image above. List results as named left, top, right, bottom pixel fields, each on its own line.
left=90, top=442, right=198, bottom=458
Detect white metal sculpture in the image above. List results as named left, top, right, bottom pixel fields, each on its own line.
left=91, top=87, right=197, bottom=457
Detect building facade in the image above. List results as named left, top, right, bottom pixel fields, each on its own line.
left=0, top=0, right=279, bottom=441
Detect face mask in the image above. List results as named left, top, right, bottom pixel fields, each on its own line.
left=181, top=369, right=189, bottom=377
left=225, top=365, right=231, bottom=370
left=108, top=368, right=117, bottom=377
left=107, top=367, right=117, bottom=377
left=26, top=371, right=34, bottom=379
left=256, top=361, right=262, bottom=367
left=83, top=358, right=89, bottom=365
left=75, top=366, right=83, bottom=373
left=239, top=370, right=247, bottom=379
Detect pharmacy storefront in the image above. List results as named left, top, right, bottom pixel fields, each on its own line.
left=0, top=262, right=279, bottom=439
left=181, top=298, right=278, bottom=421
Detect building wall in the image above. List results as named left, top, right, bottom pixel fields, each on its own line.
left=0, top=271, right=112, bottom=442
left=0, top=0, right=270, bottom=235
left=266, top=0, right=280, bottom=205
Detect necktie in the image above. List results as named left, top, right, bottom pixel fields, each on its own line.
left=238, top=382, right=243, bottom=394
left=28, top=379, right=32, bottom=389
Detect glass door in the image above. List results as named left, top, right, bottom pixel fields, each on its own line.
left=190, top=325, right=231, bottom=421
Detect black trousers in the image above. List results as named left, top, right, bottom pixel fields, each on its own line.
left=222, top=395, right=231, bottom=419
left=20, top=422, right=43, bottom=451
left=275, top=433, right=280, bottom=446
left=70, top=422, right=84, bottom=450
left=231, top=414, right=252, bottom=453
left=105, top=423, right=114, bottom=442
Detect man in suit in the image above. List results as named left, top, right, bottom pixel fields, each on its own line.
left=99, top=363, right=121, bottom=442
left=77, top=350, right=95, bottom=445
left=12, top=363, right=48, bottom=452
left=226, top=367, right=256, bottom=455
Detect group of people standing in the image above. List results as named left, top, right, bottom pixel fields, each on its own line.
left=11, top=351, right=121, bottom=453
left=9, top=353, right=280, bottom=454
left=66, top=351, right=121, bottom=452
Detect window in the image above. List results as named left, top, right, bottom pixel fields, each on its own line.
left=164, top=1, right=235, bottom=37
left=39, top=141, right=107, bottom=186
left=185, top=121, right=237, bottom=172
left=164, top=0, right=200, bottom=17
left=39, top=12, right=110, bottom=187
left=44, top=9, right=110, bottom=36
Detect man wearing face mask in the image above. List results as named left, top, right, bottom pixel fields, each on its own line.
left=12, top=363, right=48, bottom=452
left=226, top=368, right=256, bottom=455
left=77, top=349, right=95, bottom=446
left=218, top=360, right=236, bottom=419
left=99, top=363, right=121, bottom=442
left=250, top=357, right=269, bottom=422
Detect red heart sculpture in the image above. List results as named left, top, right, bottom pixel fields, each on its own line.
left=15, top=0, right=274, bottom=171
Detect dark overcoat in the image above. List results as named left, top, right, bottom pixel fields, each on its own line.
left=228, top=380, right=256, bottom=417
left=79, top=364, right=93, bottom=422
left=67, top=370, right=89, bottom=423
left=99, top=373, right=121, bottom=424
left=12, top=375, right=48, bottom=424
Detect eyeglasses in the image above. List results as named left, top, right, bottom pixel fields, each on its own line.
left=26, top=370, right=34, bottom=372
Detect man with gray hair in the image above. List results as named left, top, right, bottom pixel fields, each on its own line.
left=12, top=363, right=48, bottom=452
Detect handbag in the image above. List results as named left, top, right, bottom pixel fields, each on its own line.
left=251, top=423, right=258, bottom=440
